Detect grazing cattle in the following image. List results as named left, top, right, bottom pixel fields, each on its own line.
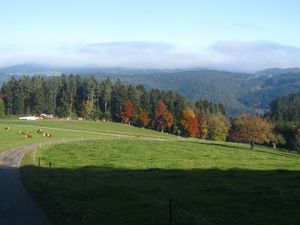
left=19, top=131, right=28, bottom=135
left=43, top=133, right=52, bottom=137
left=25, top=134, right=32, bottom=138
left=4, top=127, right=10, bottom=130
left=36, top=129, right=43, bottom=134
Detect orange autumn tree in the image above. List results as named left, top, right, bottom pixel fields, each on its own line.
left=180, top=109, right=199, bottom=137
left=155, top=100, right=168, bottom=131
left=164, top=111, right=174, bottom=133
left=154, top=100, right=174, bottom=132
left=138, top=110, right=150, bottom=128
left=231, top=114, right=275, bottom=149
left=121, top=99, right=134, bottom=125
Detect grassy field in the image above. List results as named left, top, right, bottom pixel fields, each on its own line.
left=20, top=124, right=300, bottom=225
left=0, top=119, right=172, bottom=152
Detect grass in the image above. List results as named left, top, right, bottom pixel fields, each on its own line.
left=0, top=119, right=172, bottom=152
left=21, top=137, right=300, bottom=225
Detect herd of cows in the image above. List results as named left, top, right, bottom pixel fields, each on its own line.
left=4, top=127, right=52, bottom=139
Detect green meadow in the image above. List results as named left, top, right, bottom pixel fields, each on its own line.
left=1, top=119, right=300, bottom=225
left=0, top=119, right=172, bottom=152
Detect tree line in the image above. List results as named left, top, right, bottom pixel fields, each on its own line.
left=0, top=75, right=226, bottom=136
left=268, top=92, right=300, bottom=151
left=0, top=75, right=295, bottom=151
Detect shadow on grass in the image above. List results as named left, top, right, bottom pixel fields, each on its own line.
left=20, top=165, right=300, bottom=225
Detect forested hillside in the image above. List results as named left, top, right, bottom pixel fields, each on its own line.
left=0, top=75, right=226, bottom=138
left=1, top=65, right=300, bottom=115
left=120, top=70, right=300, bottom=115
left=268, top=92, right=300, bottom=151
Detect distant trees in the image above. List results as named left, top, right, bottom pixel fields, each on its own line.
left=155, top=100, right=168, bottom=132
left=164, top=111, right=174, bottom=133
left=138, top=110, right=150, bottom=128
left=269, top=92, right=300, bottom=123
left=207, top=115, right=229, bottom=141
left=231, top=115, right=275, bottom=149
left=121, top=99, right=134, bottom=125
left=0, top=98, right=4, bottom=118
left=180, top=109, right=199, bottom=137
left=4, top=74, right=297, bottom=151
left=1, top=75, right=235, bottom=142
left=81, top=100, right=93, bottom=119
left=154, top=100, right=175, bottom=132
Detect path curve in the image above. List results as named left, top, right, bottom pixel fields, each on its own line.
left=0, top=143, right=53, bottom=225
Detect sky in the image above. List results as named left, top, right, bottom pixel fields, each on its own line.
left=1, top=0, right=300, bottom=71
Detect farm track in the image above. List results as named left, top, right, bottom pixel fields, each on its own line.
left=0, top=142, right=53, bottom=225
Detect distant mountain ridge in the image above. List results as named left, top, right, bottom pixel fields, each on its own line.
left=1, top=64, right=300, bottom=115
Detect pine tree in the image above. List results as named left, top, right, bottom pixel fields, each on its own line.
left=0, top=98, right=5, bottom=118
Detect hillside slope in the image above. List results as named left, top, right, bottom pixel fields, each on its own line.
left=120, top=70, right=300, bottom=115
left=1, top=65, right=300, bottom=115
left=21, top=136, right=300, bottom=225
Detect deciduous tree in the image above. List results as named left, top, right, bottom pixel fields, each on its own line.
left=164, top=111, right=174, bottom=133
left=180, top=109, right=199, bottom=137
left=155, top=100, right=168, bottom=131
left=121, top=99, right=134, bottom=125
left=81, top=100, right=93, bottom=119
left=231, top=115, right=275, bottom=149
left=138, top=110, right=150, bottom=128
left=207, top=115, right=228, bottom=141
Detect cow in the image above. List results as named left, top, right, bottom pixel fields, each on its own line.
left=19, top=131, right=28, bottom=135
left=43, top=133, right=52, bottom=137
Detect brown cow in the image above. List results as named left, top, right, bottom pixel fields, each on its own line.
left=36, top=129, right=43, bottom=134
left=19, top=131, right=28, bottom=135
left=43, top=133, right=52, bottom=137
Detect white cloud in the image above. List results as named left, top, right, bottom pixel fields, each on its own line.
left=0, top=40, right=300, bottom=72
left=208, top=40, right=300, bottom=71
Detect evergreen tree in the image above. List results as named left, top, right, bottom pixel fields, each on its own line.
left=0, top=98, right=5, bottom=118
left=110, top=80, right=127, bottom=122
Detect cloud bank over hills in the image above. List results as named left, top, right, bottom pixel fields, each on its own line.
left=1, top=40, right=300, bottom=72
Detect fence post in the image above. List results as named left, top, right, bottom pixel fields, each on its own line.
left=169, top=198, right=172, bottom=225
left=38, top=157, right=40, bottom=167
left=49, top=161, right=52, bottom=169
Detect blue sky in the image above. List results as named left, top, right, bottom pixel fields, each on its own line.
left=1, top=0, right=300, bottom=71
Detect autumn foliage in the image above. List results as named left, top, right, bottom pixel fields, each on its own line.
left=121, top=99, right=134, bottom=124
left=180, top=109, right=199, bottom=136
left=197, top=112, right=208, bottom=137
left=138, top=110, right=150, bottom=127
left=231, top=115, right=275, bottom=149
left=155, top=100, right=168, bottom=131
left=164, top=111, right=174, bottom=131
